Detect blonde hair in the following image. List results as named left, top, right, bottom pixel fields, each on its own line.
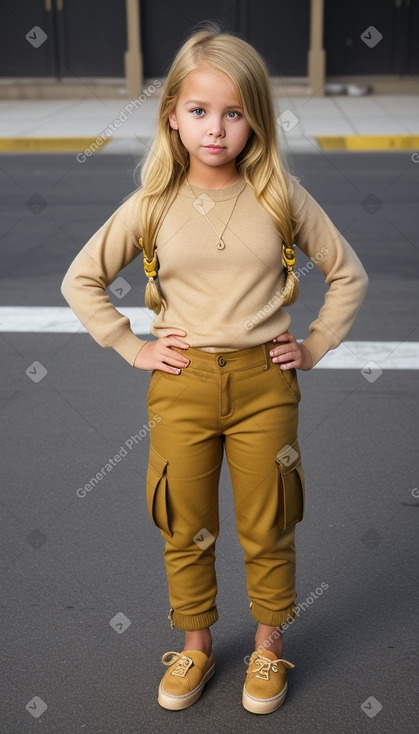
left=136, top=24, right=300, bottom=313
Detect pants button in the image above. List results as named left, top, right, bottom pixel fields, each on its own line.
left=218, top=356, right=227, bottom=367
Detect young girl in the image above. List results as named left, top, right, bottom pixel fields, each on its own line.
left=61, top=27, right=368, bottom=715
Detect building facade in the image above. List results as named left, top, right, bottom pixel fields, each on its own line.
left=1, top=0, right=418, bottom=97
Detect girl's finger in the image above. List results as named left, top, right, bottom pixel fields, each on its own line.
left=273, top=332, right=295, bottom=343
left=168, top=345, right=191, bottom=361
left=162, top=354, right=190, bottom=368
left=161, top=343, right=189, bottom=362
left=270, top=346, right=296, bottom=359
left=162, top=337, right=190, bottom=350
left=159, top=329, right=188, bottom=338
left=158, top=363, right=183, bottom=375
left=275, top=353, right=295, bottom=364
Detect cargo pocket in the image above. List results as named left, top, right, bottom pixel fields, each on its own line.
left=275, top=439, right=305, bottom=531
left=146, top=445, right=173, bottom=539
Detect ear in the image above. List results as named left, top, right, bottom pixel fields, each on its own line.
left=168, top=111, right=179, bottom=130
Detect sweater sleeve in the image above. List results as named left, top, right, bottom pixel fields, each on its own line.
left=289, top=178, right=369, bottom=366
left=61, top=188, right=147, bottom=366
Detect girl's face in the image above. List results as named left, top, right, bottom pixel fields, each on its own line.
left=168, top=65, right=252, bottom=183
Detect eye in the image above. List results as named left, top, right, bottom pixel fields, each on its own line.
left=191, top=108, right=205, bottom=116
left=226, top=111, right=241, bottom=119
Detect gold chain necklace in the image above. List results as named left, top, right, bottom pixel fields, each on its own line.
left=185, top=177, right=246, bottom=250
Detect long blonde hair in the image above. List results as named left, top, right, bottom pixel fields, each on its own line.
left=136, top=25, right=300, bottom=313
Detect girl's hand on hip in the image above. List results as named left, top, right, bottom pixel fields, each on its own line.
left=270, top=331, right=313, bottom=371
left=134, top=330, right=190, bottom=373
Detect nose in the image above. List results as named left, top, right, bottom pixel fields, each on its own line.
left=207, top=115, right=225, bottom=138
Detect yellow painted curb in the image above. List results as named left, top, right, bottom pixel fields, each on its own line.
left=316, top=135, right=419, bottom=151
left=0, top=137, right=110, bottom=153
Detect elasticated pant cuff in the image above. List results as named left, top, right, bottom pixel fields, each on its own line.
left=171, top=606, right=219, bottom=631
left=250, top=600, right=298, bottom=627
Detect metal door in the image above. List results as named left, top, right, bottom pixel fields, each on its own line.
left=0, top=0, right=126, bottom=78
left=324, top=0, right=419, bottom=76
left=0, top=0, right=55, bottom=76
left=141, top=0, right=309, bottom=78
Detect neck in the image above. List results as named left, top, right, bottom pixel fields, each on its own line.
left=186, top=162, right=241, bottom=190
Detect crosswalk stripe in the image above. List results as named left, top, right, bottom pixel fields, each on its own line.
left=0, top=307, right=418, bottom=369
left=0, top=306, right=154, bottom=334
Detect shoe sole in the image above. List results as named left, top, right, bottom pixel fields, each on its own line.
left=242, top=681, right=288, bottom=714
left=158, top=662, right=215, bottom=710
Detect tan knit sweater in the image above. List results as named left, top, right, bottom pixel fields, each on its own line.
left=61, top=177, right=368, bottom=367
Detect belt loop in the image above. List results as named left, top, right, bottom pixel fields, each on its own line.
left=262, top=342, right=270, bottom=369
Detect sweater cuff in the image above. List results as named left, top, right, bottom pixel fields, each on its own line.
left=111, top=329, right=148, bottom=366
left=302, top=331, right=338, bottom=368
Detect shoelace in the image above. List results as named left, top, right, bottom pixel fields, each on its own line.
left=161, top=651, right=194, bottom=677
left=252, top=654, right=295, bottom=680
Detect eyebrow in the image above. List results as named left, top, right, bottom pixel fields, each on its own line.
left=183, top=99, right=243, bottom=110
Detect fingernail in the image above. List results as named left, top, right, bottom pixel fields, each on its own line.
left=270, top=351, right=274, bottom=356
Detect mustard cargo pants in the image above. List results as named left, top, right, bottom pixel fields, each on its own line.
left=146, top=341, right=305, bottom=631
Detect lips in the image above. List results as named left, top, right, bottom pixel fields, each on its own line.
left=204, top=145, right=225, bottom=151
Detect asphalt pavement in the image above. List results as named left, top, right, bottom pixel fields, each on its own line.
left=1, top=151, right=418, bottom=734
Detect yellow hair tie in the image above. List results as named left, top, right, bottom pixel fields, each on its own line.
left=143, top=250, right=158, bottom=279
left=282, top=244, right=296, bottom=272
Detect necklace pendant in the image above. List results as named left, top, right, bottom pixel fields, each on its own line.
left=217, top=239, right=225, bottom=250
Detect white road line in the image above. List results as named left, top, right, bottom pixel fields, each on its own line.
left=0, top=306, right=155, bottom=334
left=0, top=307, right=418, bottom=369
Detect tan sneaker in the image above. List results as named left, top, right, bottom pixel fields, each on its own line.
left=242, top=649, right=295, bottom=714
left=158, top=649, right=215, bottom=710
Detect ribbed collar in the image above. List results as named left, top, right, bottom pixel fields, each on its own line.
left=180, top=177, right=247, bottom=202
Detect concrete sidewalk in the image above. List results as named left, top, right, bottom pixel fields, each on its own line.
left=0, top=92, right=418, bottom=154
